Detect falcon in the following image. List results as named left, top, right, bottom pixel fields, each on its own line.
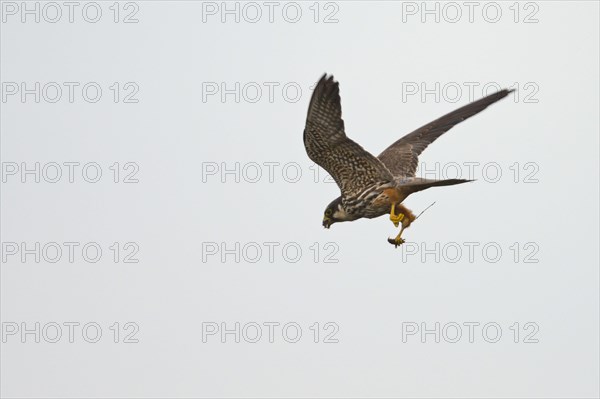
left=303, top=74, right=513, bottom=247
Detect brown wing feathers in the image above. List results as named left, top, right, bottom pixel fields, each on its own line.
left=303, top=74, right=513, bottom=198
left=303, top=75, right=393, bottom=199
left=377, top=89, right=514, bottom=177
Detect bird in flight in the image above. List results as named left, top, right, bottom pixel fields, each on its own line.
left=303, top=74, right=513, bottom=247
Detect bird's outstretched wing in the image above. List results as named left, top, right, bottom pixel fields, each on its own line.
left=304, top=74, right=393, bottom=199
left=378, top=89, right=514, bottom=177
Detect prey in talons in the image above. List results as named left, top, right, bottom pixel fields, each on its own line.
left=387, top=203, right=416, bottom=247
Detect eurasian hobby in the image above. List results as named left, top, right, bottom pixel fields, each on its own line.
left=303, top=74, right=513, bottom=247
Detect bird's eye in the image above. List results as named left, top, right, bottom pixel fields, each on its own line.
left=325, top=209, right=333, bottom=217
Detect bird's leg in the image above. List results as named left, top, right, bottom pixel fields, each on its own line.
left=389, top=203, right=404, bottom=228
left=388, top=227, right=407, bottom=248
left=388, top=205, right=417, bottom=248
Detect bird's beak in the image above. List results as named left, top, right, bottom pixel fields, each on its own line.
left=322, top=217, right=332, bottom=229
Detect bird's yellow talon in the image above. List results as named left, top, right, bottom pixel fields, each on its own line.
left=390, top=213, right=404, bottom=227
left=387, top=236, right=406, bottom=248
left=388, top=204, right=407, bottom=247
left=389, top=204, right=405, bottom=227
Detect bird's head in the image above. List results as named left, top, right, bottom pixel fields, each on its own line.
left=322, top=197, right=352, bottom=228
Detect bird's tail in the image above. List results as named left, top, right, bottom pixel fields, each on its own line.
left=402, top=178, right=473, bottom=195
